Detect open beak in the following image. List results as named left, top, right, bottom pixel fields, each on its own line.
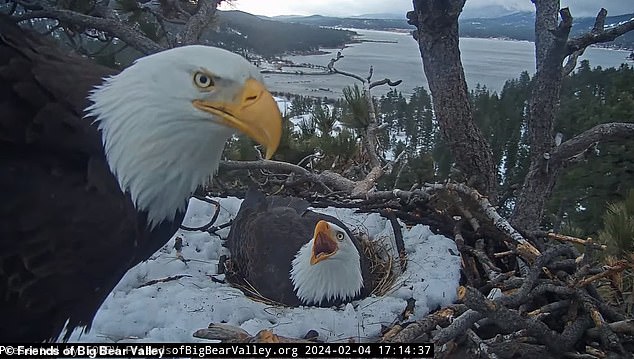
left=310, top=220, right=339, bottom=265
left=192, top=78, right=282, bottom=159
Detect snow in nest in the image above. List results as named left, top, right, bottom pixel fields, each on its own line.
left=66, top=197, right=460, bottom=343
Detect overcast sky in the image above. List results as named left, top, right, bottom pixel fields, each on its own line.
left=219, top=0, right=633, bottom=18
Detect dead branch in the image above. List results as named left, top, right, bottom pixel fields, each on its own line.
left=138, top=274, right=192, bottom=288
left=586, top=319, right=634, bottom=338
left=194, top=325, right=316, bottom=343
left=562, top=48, right=585, bottom=76
left=369, top=78, right=402, bottom=89
left=552, top=122, right=634, bottom=165
left=545, top=232, right=607, bottom=251
left=219, top=159, right=354, bottom=193
left=179, top=196, right=220, bottom=231
left=326, top=51, right=366, bottom=83
left=434, top=309, right=484, bottom=345
left=459, top=286, right=593, bottom=354
left=381, top=306, right=465, bottom=342
left=566, top=8, right=634, bottom=56
left=193, top=323, right=250, bottom=341
left=528, top=300, right=572, bottom=319
left=466, top=328, right=501, bottom=359
left=426, top=182, right=540, bottom=261
left=577, top=260, right=631, bottom=288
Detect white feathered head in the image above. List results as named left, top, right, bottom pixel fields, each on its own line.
left=290, top=220, right=364, bottom=306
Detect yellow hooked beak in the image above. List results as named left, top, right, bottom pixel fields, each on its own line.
left=192, top=78, right=282, bottom=159
left=310, top=220, right=339, bottom=265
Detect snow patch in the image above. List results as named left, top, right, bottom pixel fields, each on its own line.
left=68, top=197, right=460, bottom=343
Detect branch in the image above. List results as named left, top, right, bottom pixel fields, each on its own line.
left=546, top=232, right=607, bottom=250
left=552, top=122, right=634, bottom=164
left=426, top=182, right=541, bottom=261
left=566, top=8, right=634, bottom=55
left=562, top=48, right=585, bottom=76
left=219, top=160, right=355, bottom=193
left=180, top=0, right=219, bottom=45
left=13, top=5, right=164, bottom=54
left=576, top=260, right=630, bottom=288
left=459, top=286, right=593, bottom=353
left=369, top=78, right=403, bottom=89
left=326, top=50, right=367, bottom=83
left=194, top=326, right=314, bottom=343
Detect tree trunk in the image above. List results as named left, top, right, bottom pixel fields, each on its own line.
left=409, top=0, right=498, bottom=201
left=510, top=1, right=570, bottom=230
left=181, top=0, right=219, bottom=45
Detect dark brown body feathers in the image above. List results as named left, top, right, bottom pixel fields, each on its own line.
left=0, top=15, right=183, bottom=342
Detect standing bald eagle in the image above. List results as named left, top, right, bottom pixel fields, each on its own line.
left=225, top=188, right=372, bottom=307
left=0, top=16, right=281, bottom=342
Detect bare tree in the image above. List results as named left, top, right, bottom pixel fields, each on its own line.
left=510, top=2, right=634, bottom=230
left=408, top=0, right=634, bottom=231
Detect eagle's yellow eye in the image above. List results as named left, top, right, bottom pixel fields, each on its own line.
left=194, top=72, right=214, bottom=89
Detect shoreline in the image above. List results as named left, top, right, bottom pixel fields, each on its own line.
left=337, top=27, right=634, bottom=52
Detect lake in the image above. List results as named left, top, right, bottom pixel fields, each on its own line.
left=263, top=29, right=632, bottom=98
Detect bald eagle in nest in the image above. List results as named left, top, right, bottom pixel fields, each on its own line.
left=0, top=16, right=282, bottom=342
left=225, top=188, right=374, bottom=307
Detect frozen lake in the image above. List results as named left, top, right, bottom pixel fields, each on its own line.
left=264, top=29, right=632, bottom=98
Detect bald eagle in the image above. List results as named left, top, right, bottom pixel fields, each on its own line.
left=0, top=16, right=282, bottom=342
left=225, top=188, right=372, bottom=307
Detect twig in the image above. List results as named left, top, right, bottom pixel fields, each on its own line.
left=138, top=274, right=192, bottom=288
left=576, top=261, right=630, bottom=288
left=546, top=232, right=607, bottom=250
left=179, top=197, right=220, bottom=231
left=369, top=78, right=403, bottom=89
left=426, top=182, right=541, bottom=262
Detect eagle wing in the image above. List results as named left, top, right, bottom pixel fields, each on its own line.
left=225, top=188, right=310, bottom=306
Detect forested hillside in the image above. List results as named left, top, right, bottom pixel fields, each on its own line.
left=207, top=11, right=356, bottom=57
left=227, top=61, right=634, bottom=237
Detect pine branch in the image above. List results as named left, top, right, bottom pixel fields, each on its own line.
left=12, top=2, right=164, bottom=54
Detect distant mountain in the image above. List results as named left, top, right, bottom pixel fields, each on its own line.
left=273, top=14, right=410, bottom=31
left=268, top=15, right=306, bottom=20
left=461, top=5, right=523, bottom=19
left=204, top=11, right=356, bottom=57
left=272, top=11, right=634, bottom=49
left=461, top=12, right=634, bottom=49
left=460, top=12, right=535, bottom=41
left=350, top=13, right=405, bottom=20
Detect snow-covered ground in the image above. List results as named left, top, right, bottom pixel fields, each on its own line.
left=275, top=96, right=291, bottom=116
left=66, top=196, right=461, bottom=343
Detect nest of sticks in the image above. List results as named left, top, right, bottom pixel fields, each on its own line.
left=190, top=184, right=634, bottom=357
